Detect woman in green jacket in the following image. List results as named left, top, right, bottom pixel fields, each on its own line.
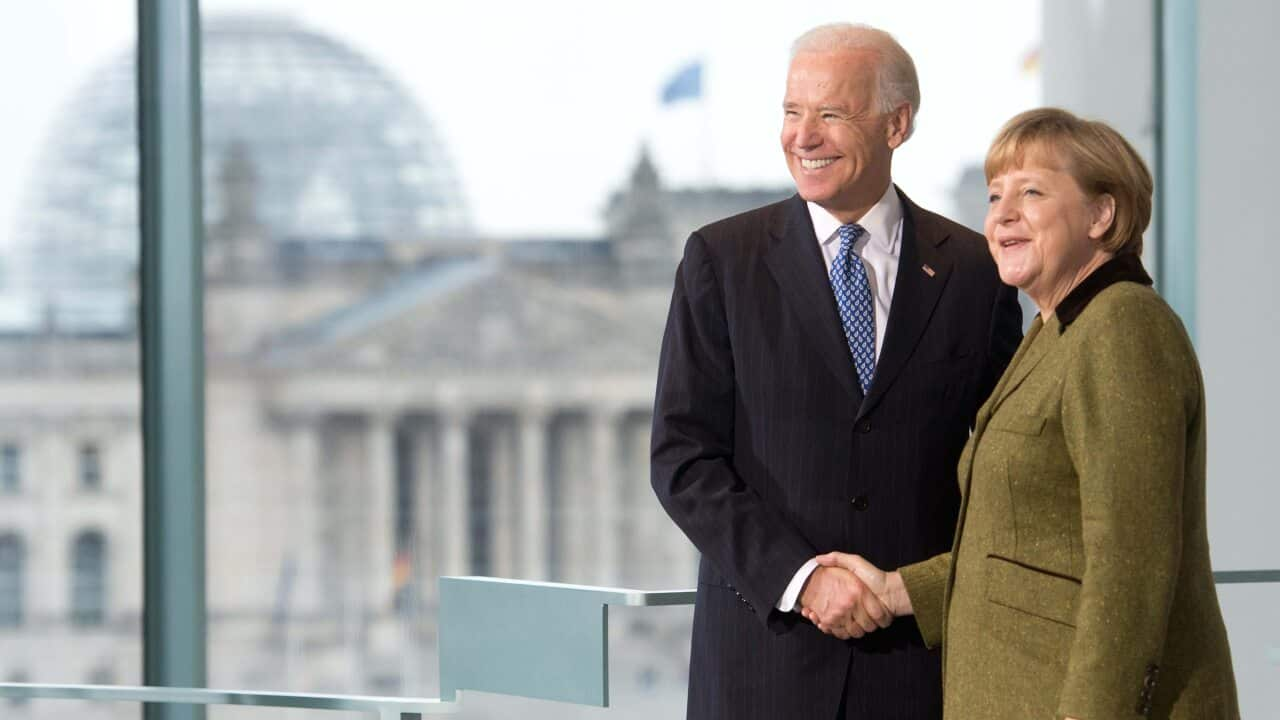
left=807, top=108, right=1239, bottom=719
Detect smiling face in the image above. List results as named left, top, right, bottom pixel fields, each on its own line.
left=780, top=49, right=909, bottom=222
left=984, top=157, right=1116, bottom=315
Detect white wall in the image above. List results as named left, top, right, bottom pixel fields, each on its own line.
left=1196, top=0, right=1280, bottom=573
left=1043, top=1, right=1280, bottom=713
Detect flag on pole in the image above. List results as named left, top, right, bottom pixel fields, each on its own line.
left=661, top=60, right=703, bottom=105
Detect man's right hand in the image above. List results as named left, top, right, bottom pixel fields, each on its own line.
left=797, top=565, right=892, bottom=640
left=814, top=552, right=914, bottom=617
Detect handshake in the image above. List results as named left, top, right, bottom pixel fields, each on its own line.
left=798, top=552, right=914, bottom=640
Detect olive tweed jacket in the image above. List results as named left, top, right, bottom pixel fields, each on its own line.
left=900, top=256, right=1239, bottom=719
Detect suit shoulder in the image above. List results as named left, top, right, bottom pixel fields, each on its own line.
left=1084, top=282, right=1166, bottom=317
left=691, top=197, right=792, bottom=247
left=913, top=204, right=987, bottom=256
left=1072, top=283, right=1198, bottom=377
left=1081, top=283, right=1185, bottom=336
left=908, top=203, right=1001, bottom=290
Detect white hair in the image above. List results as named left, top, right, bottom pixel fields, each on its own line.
left=791, top=23, right=920, bottom=140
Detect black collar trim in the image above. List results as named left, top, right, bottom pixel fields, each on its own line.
left=1056, top=252, right=1153, bottom=328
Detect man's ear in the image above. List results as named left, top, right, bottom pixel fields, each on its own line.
left=886, top=104, right=912, bottom=150
left=1088, top=193, right=1116, bottom=241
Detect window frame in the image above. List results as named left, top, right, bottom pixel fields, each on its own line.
left=0, top=443, right=20, bottom=494
left=70, top=530, right=108, bottom=627
left=0, top=533, right=24, bottom=627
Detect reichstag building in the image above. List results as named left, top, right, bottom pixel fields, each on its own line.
left=0, top=15, right=788, bottom=714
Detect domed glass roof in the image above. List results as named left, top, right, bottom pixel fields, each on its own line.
left=5, top=14, right=470, bottom=332
left=199, top=15, right=470, bottom=242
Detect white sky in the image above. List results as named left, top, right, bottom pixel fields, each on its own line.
left=0, top=1, right=1039, bottom=243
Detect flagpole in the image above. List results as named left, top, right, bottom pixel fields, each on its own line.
left=699, top=67, right=713, bottom=187
left=659, top=59, right=707, bottom=187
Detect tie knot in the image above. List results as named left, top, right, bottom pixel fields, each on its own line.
left=837, top=223, right=866, bottom=249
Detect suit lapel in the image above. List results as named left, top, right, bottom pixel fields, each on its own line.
left=763, top=195, right=864, bottom=405
left=942, top=321, right=1042, bottom=662
left=857, top=190, right=952, bottom=420
left=971, top=316, right=1040, bottom=431
left=943, top=316, right=1049, bottom=676
left=986, top=315, right=1057, bottom=417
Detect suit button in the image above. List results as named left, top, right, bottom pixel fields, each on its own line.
left=858, top=420, right=872, bottom=433
left=852, top=495, right=870, bottom=511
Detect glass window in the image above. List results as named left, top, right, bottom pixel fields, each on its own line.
left=4, top=670, right=29, bottom=708
left=1192, top=5, right=1280, bottom=713
left=0, top=0, right=141, bottom=697
left=86, top=665, right=115, bottom=686
left=0, top=2, right=1274, bottom=718
left=0, top=444, right=19, bottom=493
left=78, top=443, right=102, bottom=492
left=70, top=531, right=107, bottom=626
left=0, top=533, right=24, bottom=626
left=193, top=0, right=1042, bottom=706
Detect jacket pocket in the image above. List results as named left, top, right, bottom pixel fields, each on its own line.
left=987, top=412, right=1047, bottom=436
left=984, top=554, right=1080, bottom=627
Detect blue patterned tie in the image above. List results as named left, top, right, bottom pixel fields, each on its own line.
left=830, top=223, right=877, bottom=394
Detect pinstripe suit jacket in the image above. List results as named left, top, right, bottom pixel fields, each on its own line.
left=651, top=190, right=1022, bottom=719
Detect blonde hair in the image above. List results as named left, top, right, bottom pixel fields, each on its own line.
left=985, top=107, right=1152, bottom=255
left=791, top=23, right=920, bottom=140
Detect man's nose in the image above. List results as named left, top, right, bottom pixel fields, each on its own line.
left=792, top=116, right=821, bottom=148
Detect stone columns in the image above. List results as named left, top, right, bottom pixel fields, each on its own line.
left=518, top=408, right=549, bottom=580
left=410, top=421, right=438, bottom=603
left=552, top=415, right=588, bottom=582
left=365, top=414, right=398, bottom=614
left=489, top=419, right=517, bottom=578
left=439, top=408, right=470, bottom=577
left=284, top=416, right=322, bottom=615
left=589, top=407, right=621, bottom=586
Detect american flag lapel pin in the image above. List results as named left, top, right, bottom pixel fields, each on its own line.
left=922, top=264, right=936, bottom=277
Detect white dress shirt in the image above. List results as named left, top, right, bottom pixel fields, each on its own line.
left=775, top=181, right=905, bottom=613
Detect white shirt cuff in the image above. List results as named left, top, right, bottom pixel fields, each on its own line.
left=776, top=558, right=819, bottom=612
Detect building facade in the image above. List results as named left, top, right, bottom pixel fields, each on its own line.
left=0, top=16, right=790, bottom=716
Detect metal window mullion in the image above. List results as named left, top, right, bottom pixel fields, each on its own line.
left=1155, top=0, right=1198, bottom=340
left=137, top=1, right=206, bottom=719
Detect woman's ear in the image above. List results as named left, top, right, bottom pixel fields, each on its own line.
left=1088, top=193, right=1116, bottom=241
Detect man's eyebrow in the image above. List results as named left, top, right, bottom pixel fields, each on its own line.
left=781, top=102, right=853, bottom=113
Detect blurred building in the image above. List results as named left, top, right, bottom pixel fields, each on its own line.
left=0, top=15, right=789, bottom=711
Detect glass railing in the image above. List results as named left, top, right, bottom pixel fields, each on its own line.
left=2, top=572, right=1277, bottom=717
left=0, top=571, right=1276, bottom=716
left=0, top=577, right=696, bottom=719
left=1215, top=570, right=1280, bottom=717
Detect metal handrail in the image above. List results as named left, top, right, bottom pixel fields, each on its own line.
left=0, top=684, right=452, bottom=720
left=1213, top=569, right=1280, bottom=584
left=0, top=572, right=1274, bottom=717
left=0, top=577, right=699, bottom=718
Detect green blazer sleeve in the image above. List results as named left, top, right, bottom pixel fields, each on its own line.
left=1054, top=289, right=1199, bottom=719
left=899, top=551, right=950, bottom=649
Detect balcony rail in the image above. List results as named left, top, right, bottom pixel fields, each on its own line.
left=0, top=576, right=697, bottom=719
left=0, top=571, right=1274, bottom=717
left=0, top=684, right=453, bottom=720
left=1213, top=569, right=1280, bottom=584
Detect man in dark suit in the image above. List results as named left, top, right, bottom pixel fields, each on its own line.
left=650, top=23, right=1022, bottom=719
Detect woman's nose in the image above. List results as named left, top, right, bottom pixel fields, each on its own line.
left=991, top=195, right=1018, bottom=223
